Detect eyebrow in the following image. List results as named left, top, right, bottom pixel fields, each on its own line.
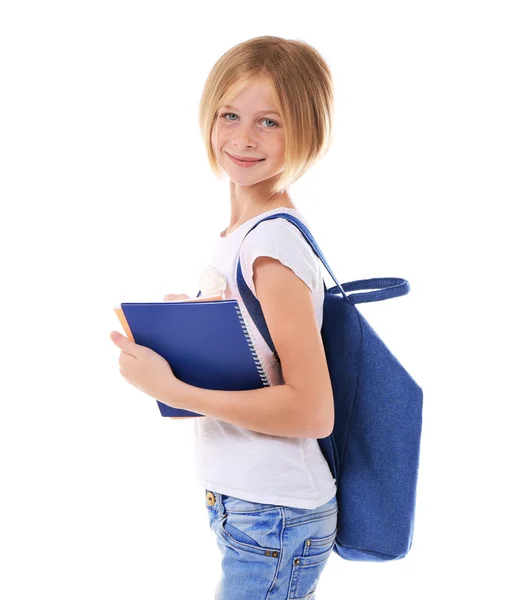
left=223, top=104, right=281, bottom=117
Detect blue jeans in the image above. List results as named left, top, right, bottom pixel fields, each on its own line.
left=205, top=489, right=338, bottom=600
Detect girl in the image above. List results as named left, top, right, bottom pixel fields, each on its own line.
left=114, top=35, right=338, bottom=599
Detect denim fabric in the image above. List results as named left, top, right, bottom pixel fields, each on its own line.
left=205, top=489, right=338, bottom=600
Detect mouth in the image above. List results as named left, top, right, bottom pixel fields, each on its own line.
left=227, top=153, right=265, bottom=167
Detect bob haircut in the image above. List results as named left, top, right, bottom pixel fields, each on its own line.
left=199, top=36, right=334, bottom=194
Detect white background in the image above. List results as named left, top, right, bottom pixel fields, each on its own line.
left=1, top=1, right=525, bottom=598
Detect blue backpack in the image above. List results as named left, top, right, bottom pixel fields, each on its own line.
left=233, top=213, right=423, bottom=561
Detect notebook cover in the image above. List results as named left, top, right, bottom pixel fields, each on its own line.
left=115, top=299, right=269, bottom=417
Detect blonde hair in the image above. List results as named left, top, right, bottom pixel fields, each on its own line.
left=198, top=36, right=334, bottom=194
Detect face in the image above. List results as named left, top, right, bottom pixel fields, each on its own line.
left=211, top=76, right=285, bottom=187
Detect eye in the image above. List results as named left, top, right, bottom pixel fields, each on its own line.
left=220, top=113, right=278, bottom=128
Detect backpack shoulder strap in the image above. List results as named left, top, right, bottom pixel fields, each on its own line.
left=233, top=212, right=410, bottom=359
left=237, top=212, right=351, bottom=303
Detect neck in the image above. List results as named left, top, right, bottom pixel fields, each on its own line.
left=225, top=181, right=296, bottom=235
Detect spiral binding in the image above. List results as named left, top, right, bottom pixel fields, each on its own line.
left=234, top=302, right=272, bottom=387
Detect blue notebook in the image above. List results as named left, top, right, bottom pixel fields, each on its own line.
left=114, top=298, right=271, bottom=417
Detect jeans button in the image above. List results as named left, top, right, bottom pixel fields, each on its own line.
left=206, top=491, right=216, bottom=506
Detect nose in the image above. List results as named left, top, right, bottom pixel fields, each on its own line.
left=231, top=121, right=257, bottom=147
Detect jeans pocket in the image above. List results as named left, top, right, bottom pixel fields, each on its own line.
left=287, top=528, right=337, bottom=599
left=218, top=508, right=282, bottom=556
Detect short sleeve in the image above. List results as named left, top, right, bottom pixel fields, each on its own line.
left=238, top=218, right=319, bottom=298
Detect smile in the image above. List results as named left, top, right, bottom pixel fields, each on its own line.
left=227, top=153, right=265, bottom=167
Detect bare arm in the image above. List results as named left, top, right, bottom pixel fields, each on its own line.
left=164, top=258, right=334, bottom=437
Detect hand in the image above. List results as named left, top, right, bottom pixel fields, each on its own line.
left=163, top=293, right=190, bottom=301
left=109, top=330, right=187, bottom=408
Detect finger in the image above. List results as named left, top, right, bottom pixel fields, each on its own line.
left=110, top=331, right=135, bottom=355
left=164, top=294, right=190, bottom=301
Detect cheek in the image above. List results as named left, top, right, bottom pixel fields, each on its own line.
left=269, top=139, right=285, bottom=160
left=211, top=126, right=225, bottom=151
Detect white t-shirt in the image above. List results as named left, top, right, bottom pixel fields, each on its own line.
left=192, top=206, right=337, bottom=509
